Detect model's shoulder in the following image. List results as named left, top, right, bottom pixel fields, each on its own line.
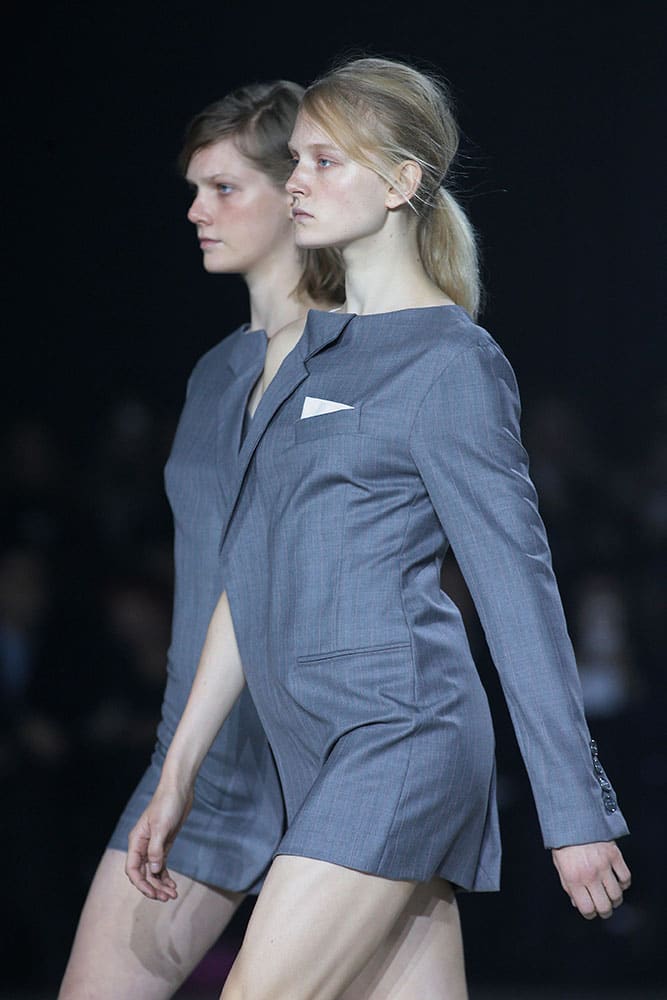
left=414, top=306, right=501, bottom=363
left=187, top=325, right=253, bottom=383
left=196, top=324, right=248, bottom=367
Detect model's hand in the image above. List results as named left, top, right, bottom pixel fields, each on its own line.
left=125, top=782, right=193, bottom=901
left=552, top=841, right=631, bottom=919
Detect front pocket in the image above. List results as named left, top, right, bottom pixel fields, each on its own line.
left=297, top=641, right=411, bottom=664
left=294, top=404, right=361, bottom=442
left=288, top=641, right=416, bottom=757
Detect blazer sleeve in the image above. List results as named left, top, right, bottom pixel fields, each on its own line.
left=408, top=338, right=629, bottom=848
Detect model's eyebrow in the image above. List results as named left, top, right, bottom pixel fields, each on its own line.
left=289, top=141, right=343, bottom=156
left=185, top=172, right=243, bottom=186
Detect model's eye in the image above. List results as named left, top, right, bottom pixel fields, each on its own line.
left=216, top=183, right=233, bottom=195
left=317, top=158, right=333, bottom=168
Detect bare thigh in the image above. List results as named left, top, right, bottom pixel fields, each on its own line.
left=341, top=878, right=468, bottom=1000
left=221, top=855, right=423, bottom=1000
left=58, top=848, right=245, bottom=1000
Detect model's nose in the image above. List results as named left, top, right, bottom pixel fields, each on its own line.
left=187, top=193, right=211, bottom=225
left=286, top=163, right=307, bottom=196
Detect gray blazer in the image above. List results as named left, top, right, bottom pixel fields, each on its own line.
left=218, top=306, right=628, bottom=891
left=109, top=326, right=285, bottom=892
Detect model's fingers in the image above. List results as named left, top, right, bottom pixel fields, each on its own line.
left=592, top=844, right=631, bottom=914
left=126, top=855, right=159, bottom=899
left=148, top=843, right=165, bottom=874
left=552, top=841, right=632, bottom=921
left=601, top=869, right=624, bottom=909
left=126, top=851, right=176, bottom=902
left=144, top=857, right=178, bottom=896
left=157, top=869, right=177, bottom=890
left=144, top=830, right=177, bottom=900
left=569, top=884, right=597, bottom=920
left=125, top=822, right=157, bottom=898
left=586, top=879, right=615, bottom=920
left=144, top=866, right=178, bottom=902
left=612, top=852, right=632, bottom=890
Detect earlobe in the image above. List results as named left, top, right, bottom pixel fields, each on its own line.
left=385, top=160, right=422, bottom=209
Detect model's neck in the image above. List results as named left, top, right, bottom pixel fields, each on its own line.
left=245, top=251, right=331, bottom=339
left=340, top=213, right=450, bottom=316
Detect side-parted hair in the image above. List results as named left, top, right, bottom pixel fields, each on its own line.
left=179, top=80, right=344, bottom=304
left=301, top=58, right=481, bottom=319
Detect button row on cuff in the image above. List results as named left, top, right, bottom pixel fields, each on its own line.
left=590, top=739, right=618, bottom=814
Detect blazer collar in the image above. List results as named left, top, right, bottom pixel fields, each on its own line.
left=297, top=308, right=355, bottom=362
left=219, top=309, right=354, bottom=553
left=216, top=338, right=266, bottom=503
left=226, top=325, right=267, bottom=375
left=226, top=309, right=352, bottom=373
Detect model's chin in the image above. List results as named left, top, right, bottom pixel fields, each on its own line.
left=202, top=254, right=235, bottom=274
left=294, top=230, right=330, bottom=251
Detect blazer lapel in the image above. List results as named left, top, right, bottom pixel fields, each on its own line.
left=215, top=328, right=267, bottom=502
left=219, top=309, right=354, bottom=552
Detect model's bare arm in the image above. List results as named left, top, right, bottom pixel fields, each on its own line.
left=161, top=590, right=245, bottom=787
left=126, top=591, right=245, bottom=900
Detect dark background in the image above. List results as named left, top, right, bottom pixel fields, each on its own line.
left=2, top=1, right=665, bottom=995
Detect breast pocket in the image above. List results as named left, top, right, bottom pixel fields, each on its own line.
left=294, top=405, right=361, bottom=443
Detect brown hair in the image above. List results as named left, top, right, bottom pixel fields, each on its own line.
left=301, top=58, right=481, bottom=319
left=179, top=80, right=344, bottom=303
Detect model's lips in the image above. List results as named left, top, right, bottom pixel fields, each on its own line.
left=198, top=237, right=222, bottom=248
left=291, top=208, right=313, bottom=221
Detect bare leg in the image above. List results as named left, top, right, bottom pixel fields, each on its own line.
left=342, top=878, right=468, bottom=999
left=59, top=848, right=245, bottom=1000
left=221, top=855, right=463, bottom=1000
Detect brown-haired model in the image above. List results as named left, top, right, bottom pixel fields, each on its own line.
left=58, top=80, right=345, bottom=998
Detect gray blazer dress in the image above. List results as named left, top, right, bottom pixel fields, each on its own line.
left=109, top=326, right=285, bottom=892
left=218, top=306, right=628, bottom=892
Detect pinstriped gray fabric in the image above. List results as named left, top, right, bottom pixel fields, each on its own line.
left=219, top=306, right=628, bottom=892
left=108, top=326, right=285, bottom=893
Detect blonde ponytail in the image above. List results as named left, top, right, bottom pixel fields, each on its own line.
left=296, top=247, right=345, bottom=303
left=418, top=187, right=481, bottom=320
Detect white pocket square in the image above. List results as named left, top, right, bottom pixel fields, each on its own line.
left=300, top=396, right=354, bottom=419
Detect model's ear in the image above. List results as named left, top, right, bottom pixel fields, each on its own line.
left=385, top=160, right=422, bottom=209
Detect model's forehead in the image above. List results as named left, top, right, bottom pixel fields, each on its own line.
left=186, top=136, right=259, bottom=180
left=289, top=112, right=340, bottom=149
